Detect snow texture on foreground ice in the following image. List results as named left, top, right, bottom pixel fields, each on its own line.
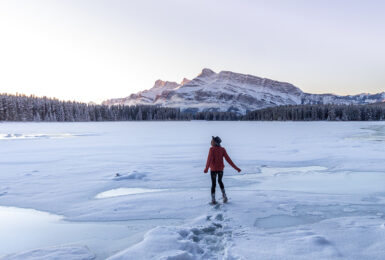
left=1, top=121, right=385, bottom=259
left=0, top=206, right=182, bottom=259
left=95, top=188, right=165, bottom=199
left=2, top=245, right=95, bottom=260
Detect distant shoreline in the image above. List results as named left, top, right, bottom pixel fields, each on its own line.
left=1, top=93, right=384, bottom=122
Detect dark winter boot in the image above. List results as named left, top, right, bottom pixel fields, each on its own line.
left=221, top=188, right=228, bottom=203
left=211, top=193, right=217, bottom=204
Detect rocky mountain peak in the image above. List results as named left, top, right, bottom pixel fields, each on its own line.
left=153, top=80, right=179, bottom=89
left=181, top=78, right=191, bottom=85
left=198, top=68, right=216, bottom=78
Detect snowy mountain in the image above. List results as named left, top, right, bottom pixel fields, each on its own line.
left=103, top=68, right=385, bottom=114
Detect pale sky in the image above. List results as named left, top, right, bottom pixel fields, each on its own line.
left=0, top=0, right=384, bottom=103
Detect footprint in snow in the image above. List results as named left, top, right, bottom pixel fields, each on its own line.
left=174, top=204, right=240, bottom=259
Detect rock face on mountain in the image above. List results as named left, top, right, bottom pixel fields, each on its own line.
left=103, top=68, right=385, bottom=114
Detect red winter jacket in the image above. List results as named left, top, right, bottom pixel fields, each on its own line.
left=204, top=146, right=240, bottom=172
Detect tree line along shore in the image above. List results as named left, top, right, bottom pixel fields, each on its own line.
left=1, top=93, right=384, bottom=122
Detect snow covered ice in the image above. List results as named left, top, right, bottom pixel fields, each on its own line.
left=1, top=121, right=385, bottom=259
left=95, top=188, right=166, bottom=199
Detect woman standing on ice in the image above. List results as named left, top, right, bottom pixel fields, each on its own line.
left=204, top=136, right=241, bottom=204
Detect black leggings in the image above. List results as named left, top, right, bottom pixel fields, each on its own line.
left=211, top=171, right=224, bottom=194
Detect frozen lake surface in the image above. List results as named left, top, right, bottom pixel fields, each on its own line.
left=0, top=121, right=385, bottom=259
left=0, top=206, right=181, bottom=259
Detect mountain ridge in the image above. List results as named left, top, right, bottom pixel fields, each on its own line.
left=103, top=68, right=385, bottom=114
